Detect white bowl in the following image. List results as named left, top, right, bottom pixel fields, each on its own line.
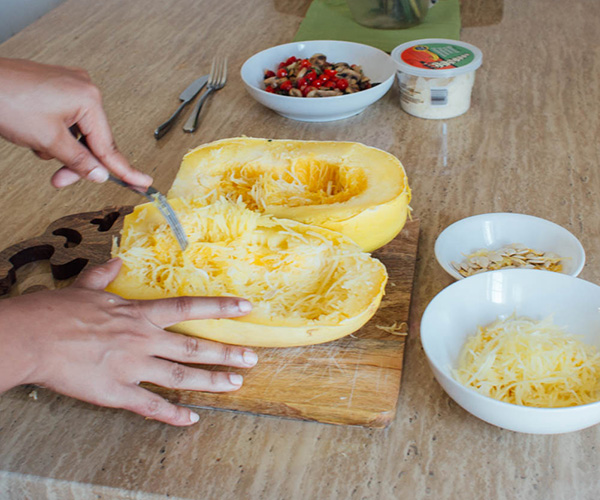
left=240, top=40, right=395, bottom=122
left=421, top=269, right=600, bottom=434
left=435, top=213, right=585, bottom=280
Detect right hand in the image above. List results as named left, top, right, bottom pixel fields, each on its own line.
left=0, top=258, right=257, bottom=426
left=0, top=57, right=153, bottom=189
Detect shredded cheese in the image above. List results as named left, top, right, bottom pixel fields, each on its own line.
left=453, top=315, right=600, bottom=407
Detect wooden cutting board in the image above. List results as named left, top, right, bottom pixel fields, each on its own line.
left=0, top=207, right=420, bottom=428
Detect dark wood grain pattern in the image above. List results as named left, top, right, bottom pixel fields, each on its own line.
left=0, top=207, right=419, bottom=428
left=0, top=206, right=133, bottom=296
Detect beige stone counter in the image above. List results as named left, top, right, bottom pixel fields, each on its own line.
left=0, top=0, right=599, bottom=498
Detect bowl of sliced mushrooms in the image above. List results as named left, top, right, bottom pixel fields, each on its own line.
left=434, top=213, right=586, bottom=280
left=241, top=40, right=395, bottom=122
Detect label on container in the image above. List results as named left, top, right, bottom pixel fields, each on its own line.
left=401, top=43, right=475, bottom=71
left=430, top=88, right=448, bottom=106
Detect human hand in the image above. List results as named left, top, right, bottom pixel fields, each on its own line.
left=0, top=258, right=257, bottom=426
left=0, top=57, right=152, bottom=189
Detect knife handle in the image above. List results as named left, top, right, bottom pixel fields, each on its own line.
left=183, top=87, right=215, bottom=133
left=154, top=100, right=189, bottom=140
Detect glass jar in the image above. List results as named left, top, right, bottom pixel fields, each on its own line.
left=346, top=0, right=434, bottom=29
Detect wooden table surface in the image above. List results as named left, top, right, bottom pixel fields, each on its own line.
left=1, top=0, right=599, bottom=498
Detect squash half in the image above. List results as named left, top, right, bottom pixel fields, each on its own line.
left=106, top=199, right=387, bottom=347
left=168, top=137, right=411, bottom=252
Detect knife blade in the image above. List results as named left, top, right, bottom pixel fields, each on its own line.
left=154, top=75, right=209, bottom=139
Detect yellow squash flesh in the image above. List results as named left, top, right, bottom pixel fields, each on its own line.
left=106, top=199, right=387, bottom=347
left=168, top=137, right=411, bottom=252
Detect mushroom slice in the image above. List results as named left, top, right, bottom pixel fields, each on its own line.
left=310, top=53, right=327, bottom=67
left=315, top=89, right=342, bottom=97
left=334, top=62, right=350, bottom=71
left=337, top=68, right=362, bottom=80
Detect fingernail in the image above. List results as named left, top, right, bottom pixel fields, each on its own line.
left=189, top=411, right=200, bottom=423
left=87, top=166, right=109, bottom=183
left=238, top=300, right=252, bottom=313
left=229, top=373, right=243, bottom=386
left=242, top=350, right=258, bottom=366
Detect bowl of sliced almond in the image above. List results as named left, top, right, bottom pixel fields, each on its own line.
left=434, top=213, right=586, bottom=280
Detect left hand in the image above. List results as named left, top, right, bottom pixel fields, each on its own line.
left=0, top=259, right=258, bottom=425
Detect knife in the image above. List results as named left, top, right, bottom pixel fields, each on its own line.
left=154, top=75, right=209, bottom=140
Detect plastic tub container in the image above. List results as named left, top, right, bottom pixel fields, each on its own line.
left=391, top=39, right=483, bottom=119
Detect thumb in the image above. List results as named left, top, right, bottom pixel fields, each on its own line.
left=47, top=127, right=109, bottom=184
left=73, top=258, right=122, bottom=290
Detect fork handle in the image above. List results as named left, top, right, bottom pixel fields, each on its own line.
left=183, top=87, right=215, bottom=133
left=154, top=100, right=188, bottom=140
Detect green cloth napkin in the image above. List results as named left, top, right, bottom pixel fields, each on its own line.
left=293, top=0, right=461, bottom=53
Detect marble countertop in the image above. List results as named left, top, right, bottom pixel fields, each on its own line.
left=0, top=0, right=599, bottom=498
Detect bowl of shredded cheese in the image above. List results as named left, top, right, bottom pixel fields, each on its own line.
left=435, top=213, right=586, bottom=280
left=421, top=269, right=600, bottom=434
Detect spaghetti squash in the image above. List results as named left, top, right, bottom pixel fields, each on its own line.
left=168, top=137, right=411, bottom=252
left=106, top=198, right=387, bottom=347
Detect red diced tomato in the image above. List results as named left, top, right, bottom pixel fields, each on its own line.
left=280, top=80, right=293, bottom=92
left=277, top=68, right=288, bottom=78
left=302, top=85, right=316, bottom=96
left=265, top=86, right=275, bottom=93
left=336, top=78, right=349, bottom=90
left=300, top=59, right=312, bottom=68
left=264, top=70, right=276, bottom=78
left=324, top=69, right=337, bottom=78
left=324, top=80, right=336, bottom=88
left=305, top=71, right=317, bottom=82
left=285, top=56, right=297, bottom=65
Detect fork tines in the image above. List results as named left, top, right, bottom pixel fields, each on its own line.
left=182, top=56, right=228, bottom=133
left=145, top=188, right=189, bottom=251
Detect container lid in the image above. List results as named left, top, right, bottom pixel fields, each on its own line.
left=391, top=38, right=482, bottom=78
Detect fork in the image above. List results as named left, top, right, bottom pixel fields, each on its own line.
left=107, top=175, right=188, bottom=251
left=183, top=57, right=227, bottom=133
left=67, top=125, right=188, bottom=251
